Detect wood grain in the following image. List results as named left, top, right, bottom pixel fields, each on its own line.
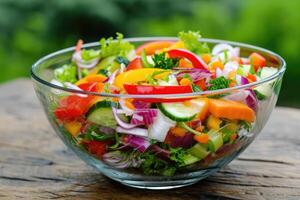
left=0, top=79, right=299, bottom=200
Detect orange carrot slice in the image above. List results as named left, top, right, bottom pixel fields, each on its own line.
left=194, top=134, right=209, bottom=144
left=136, top=41, right=175, bottom=55
left=208, top=99, right=255, bottom=122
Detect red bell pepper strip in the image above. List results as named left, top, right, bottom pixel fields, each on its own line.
left=54, top=82, right=100, bottom=121
left=124, top=84, right=193, bottom=102
left=168, top=49, right=208, bottom=70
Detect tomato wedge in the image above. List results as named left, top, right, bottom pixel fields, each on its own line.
left=126, top=56, right=143, bottom=71
left=124, top=84, right=193, bottom=102
left=168, top=49, right=208, bottom=70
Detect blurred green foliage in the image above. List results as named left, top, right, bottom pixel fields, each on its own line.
left=0, top=0, right=299, bottom=107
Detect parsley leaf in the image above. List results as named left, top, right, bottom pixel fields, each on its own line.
left=99, top=33, right=134, bottom=58
left=178, top=31, right=210, bottom=54
left=140, top=152, right=176, bottom=176
left=207, top=76, right=230, bottom=90
left=240, top=120, right=252, bottom=132
left=169, top=147, right=186, bottom=166
left=152, top=52, right=179, bottom=69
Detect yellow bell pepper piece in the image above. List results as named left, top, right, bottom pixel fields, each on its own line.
left=64, top=121, right=82, bottom=137
left=207, top=115, right=222, bottom=130
left=169, top=41, right=185, bottom=49
left=114, top=68, right=170, bottom=89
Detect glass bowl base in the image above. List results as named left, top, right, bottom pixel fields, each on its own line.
left=120, top=180, right=199, bottom=190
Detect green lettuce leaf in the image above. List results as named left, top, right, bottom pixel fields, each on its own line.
left=178, top=31, right=210, bottom=54
left=54, top=64, right=77, bottom=83
left=99, top=33, right=134, bottom=58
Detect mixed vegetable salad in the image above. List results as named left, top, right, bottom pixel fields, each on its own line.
left=51, top=31, right=278, bottom=176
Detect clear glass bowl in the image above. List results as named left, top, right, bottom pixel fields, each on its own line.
left=31, top=37, right=286, bottom=189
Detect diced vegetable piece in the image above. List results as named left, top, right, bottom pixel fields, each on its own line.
left=208, top=99, right=256, bottom=122
left=86, top=101, right=117, bottom=127
left=84, top=141, right=109, bottom=158
left=181, top=154, right=200, bottom=165
left=207, top=130, right=223, bottom=152
left=114, top=68, right=170, bottom=89
left=249, top=52, right=266, bottom=71
left=202, top=54, right=211, bottom=64
left=178, top=59, right=193, bottom=68
left=194, top=134, right=209, bottom=144
left=136, top=41, right=175, bottom=55
left=188, top=143, right=210, bottom=159
left=170, top=127, right=187, bottom=137
left=207, top=115, right=222, bottom=130
left=64, top=121, right=82, bottom=137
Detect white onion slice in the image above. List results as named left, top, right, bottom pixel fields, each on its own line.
left=116, top=126, right=148, bottom=137
left=212, top=43, right=234, bottom=55
left=64, top=82, right=87, bottom=97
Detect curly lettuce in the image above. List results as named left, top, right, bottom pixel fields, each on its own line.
left=99, top=33, right=134, bottom=58
left=178, top=31, right=210, bottom=54
left=54, top=64, right=77, bottom=84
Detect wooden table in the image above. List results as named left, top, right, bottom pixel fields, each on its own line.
left=0, top=79, right=299, bottom=200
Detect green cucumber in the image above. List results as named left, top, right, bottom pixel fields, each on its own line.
left=86, top=101, right=118, bottom=127
left=96, top=56, right=120, bottom=75
left=158, top=102, right=197, bottom=122
left=254, top=67, right=278, bottom=99
left=237, top=65, right=251, bottom=76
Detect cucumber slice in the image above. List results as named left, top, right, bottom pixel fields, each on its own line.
left=260, top=67, right=278, bottom=79
left=254, top=67, right=278, bottom=99
left=95, top=56, right=120, bottom=75
left=86, top=101, right=117, bottom=127
left=158, top=102, right=197, bottom=122
left=238, top=65, right=251, bottom=76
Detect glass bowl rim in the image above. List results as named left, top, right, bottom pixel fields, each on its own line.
left=31, top=37, right=286, bottom=99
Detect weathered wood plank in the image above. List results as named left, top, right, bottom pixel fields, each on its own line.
left=0, top=79, right=299, bottom=200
